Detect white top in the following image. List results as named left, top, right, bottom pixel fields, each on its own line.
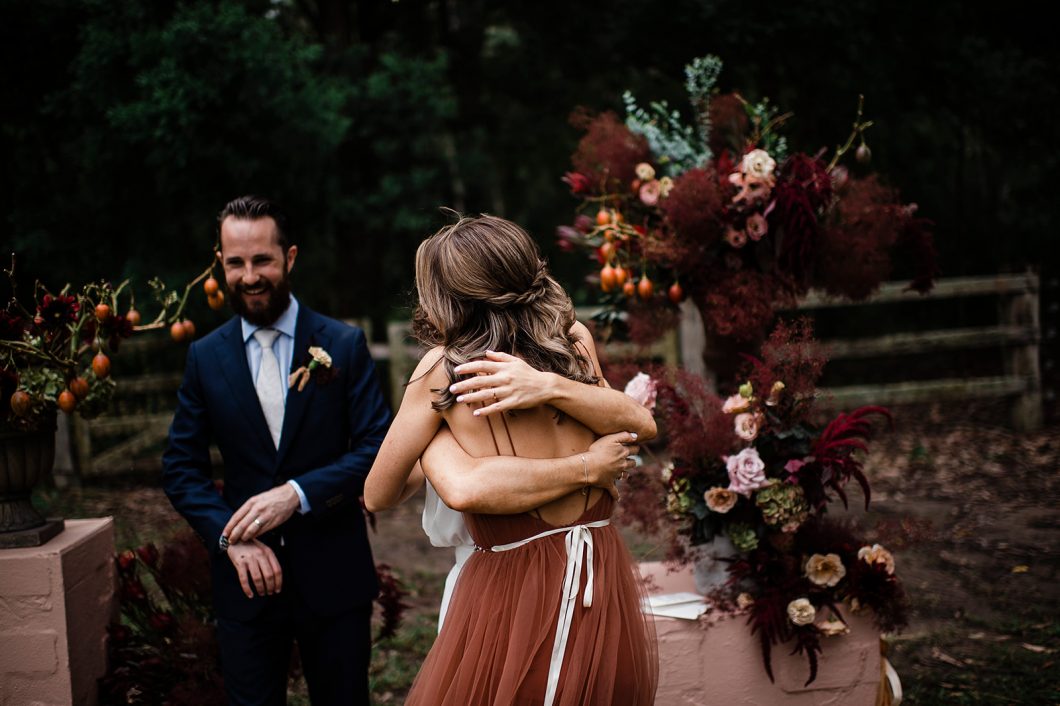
left=421, top=480, right=473, bottom=548
left=422, top=481, right=474, bottom=632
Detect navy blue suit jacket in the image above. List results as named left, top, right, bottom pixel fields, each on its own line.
left=162, top=305, right=390, bottom=621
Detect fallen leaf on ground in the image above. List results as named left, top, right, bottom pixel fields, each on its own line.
left=1020, top=643, right=1056, bottom=654
left=931, top=647, right=967, bottom=667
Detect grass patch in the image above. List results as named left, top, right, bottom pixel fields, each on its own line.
left=370, top=610, right=439, bottom=703
left=889, top=617, right=1060, bottom=704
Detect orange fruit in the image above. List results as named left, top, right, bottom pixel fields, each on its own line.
left=171, top=321, right=186, bottom=343
left=181, top=320, right=196, bottom=340
left=600, top=265, right=617, bottom=293
left=637, top=276, right=654, bottom=300
left=125, top=308, right=141, bottom=326
left=207, top=291, right=225, bottom=311
left=69, top=377, right=90, bottom=400
left=613, top=266, right=628, bottom=286
left=668, top=282, right=684, bottom=304
left=92, top=353, right=111, bottom=379
left=10, top=390, right=32, bottom=417
left=57, top=390, right=77, bottom=413
left=622, top=280, right=636, bottom=297
left=595, top=209, right=610, bottom=226
left=203, top=277, right=220, bottom=296
left=95, top=303, right=112, bottom=322
left=598, top=242, right=615, bottom=263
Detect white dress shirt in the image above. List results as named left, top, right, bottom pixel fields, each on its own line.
left=240, top=295, right=311, bottom=514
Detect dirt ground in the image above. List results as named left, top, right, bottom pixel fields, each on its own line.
left=41, top=399, right=1060, bottom=703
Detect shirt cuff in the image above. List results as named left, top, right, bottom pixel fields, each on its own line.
left=287, top=479, right=311, bottom=514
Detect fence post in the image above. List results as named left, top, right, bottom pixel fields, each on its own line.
left=1002, top=271, right=1043, bottom=432
left=678, top=300, right=707, bottom=381
left=386, top=321, right=416, bottom=408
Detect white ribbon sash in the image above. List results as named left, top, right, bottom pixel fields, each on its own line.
left=490, top=519, right=611, bottom=706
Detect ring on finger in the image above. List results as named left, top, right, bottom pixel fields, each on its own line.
left=253, top=517, right=263, bottom=526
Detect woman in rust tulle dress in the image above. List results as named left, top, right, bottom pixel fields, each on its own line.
left=366, top=214, right=657, bottom=705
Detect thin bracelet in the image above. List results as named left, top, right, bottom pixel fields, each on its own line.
left=580, top=454, right=589, bottom=495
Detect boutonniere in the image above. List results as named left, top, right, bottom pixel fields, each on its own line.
left=288, top=345, right=334, bottom=392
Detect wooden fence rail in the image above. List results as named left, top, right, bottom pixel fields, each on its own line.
left=796, top=271, right=1042, bottom=431
left=65, top=272, right=1041, bottom=477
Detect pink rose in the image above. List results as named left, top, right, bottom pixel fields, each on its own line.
left=784, top=458, right=807, bottom=483
left=623, top=372, right=657, bottom=411
left=725, top=447, right=768, bottom=496
left=746, top=213, right=768, bottom=241
left=725, top=228, right=747, bottom=249
left=639, top=179, right=661, bottom=206
left=734, top=412, right=763, bottom=441
left=722, top=393, right=751, bottom=414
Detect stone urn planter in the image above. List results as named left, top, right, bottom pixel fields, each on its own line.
left=0, top=423, right=64, bottom=548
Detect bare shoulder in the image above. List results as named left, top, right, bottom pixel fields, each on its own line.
left=569, top=320, right=595, bottom=346
left=409, top=346, right=449, bottom=388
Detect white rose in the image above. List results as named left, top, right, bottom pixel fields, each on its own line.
left=804, top=553, right=847, bottom=587
left=787, top=598, right=816, bottom=626
left=635, top=162, right=656, bottom=181
left=741, top=149, right=776, bottom=180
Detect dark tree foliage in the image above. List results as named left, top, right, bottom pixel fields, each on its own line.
left=1, top=0, right=1055, bottom=324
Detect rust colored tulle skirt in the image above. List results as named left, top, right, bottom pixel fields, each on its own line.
left=404, top=495, right=658, bottom=706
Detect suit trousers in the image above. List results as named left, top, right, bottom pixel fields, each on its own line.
left=216, top=582, right=372, bottom=706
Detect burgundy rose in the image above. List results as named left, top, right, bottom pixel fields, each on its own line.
left=136, top=543, right=160, bottom=569
left=120, top=578, right=148, bottom=604
left=36, top=294, right=80, bottom=326
left=107, top=623, right=131, bottom=645
left=0, top=309, right=25, bottom=341
left=562, top=171, right=593, bottom=195
left=573, top=214, right=594, bottom=234
left=148, top=611, right=175, bottom=634
left=116, top=550, right=137, bottom=574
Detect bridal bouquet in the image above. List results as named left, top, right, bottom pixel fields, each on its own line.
left=624, top=320, right=908, bottom=684
left=556, top=55, right=937, bottom=343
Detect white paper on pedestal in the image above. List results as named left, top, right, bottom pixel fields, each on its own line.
left=642, top=592, right=709, bottom=620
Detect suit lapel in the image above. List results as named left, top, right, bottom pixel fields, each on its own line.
left=276, top=306, right=329, bottom=467
left=215, top=317, right=276, bottom=456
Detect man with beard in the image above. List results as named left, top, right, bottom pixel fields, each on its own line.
left=162, top=195, right=390, bottom=705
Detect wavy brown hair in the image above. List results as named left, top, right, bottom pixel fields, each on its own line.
left=412, top=213, right=597, bottom=411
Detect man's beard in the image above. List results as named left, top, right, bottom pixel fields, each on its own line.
left=229, top=273, right=292, bottom=327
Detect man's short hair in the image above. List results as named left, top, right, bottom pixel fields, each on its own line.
left=218, top=195, right=291, bottom=250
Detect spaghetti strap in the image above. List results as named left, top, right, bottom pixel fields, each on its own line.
left=499, top=412, right=518, bottom=456
left=483, top=414, right=502, bottom=456
left=573, top=339, right=603, bottom=380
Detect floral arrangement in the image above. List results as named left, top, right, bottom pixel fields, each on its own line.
left=556, top=55, right=937, bottom=343
left=619, top=319, right=908, bottom=684
left=102, top=529, right=411, bottom=704
left=101, top=532, right=226, bottom=705
left=0, top=256, right=220, bottom=434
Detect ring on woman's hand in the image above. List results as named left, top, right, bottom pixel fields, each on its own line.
left=253, top=517, right=262, bottom=526
left=628, top=454, right=642, bottom=467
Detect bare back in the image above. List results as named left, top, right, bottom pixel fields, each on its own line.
left=429, top=357, right=606, bottom=526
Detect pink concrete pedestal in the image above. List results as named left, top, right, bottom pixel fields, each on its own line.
left=1, top=518, right=117, bottom=706
left=641, top=561, right=883, bottom=705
